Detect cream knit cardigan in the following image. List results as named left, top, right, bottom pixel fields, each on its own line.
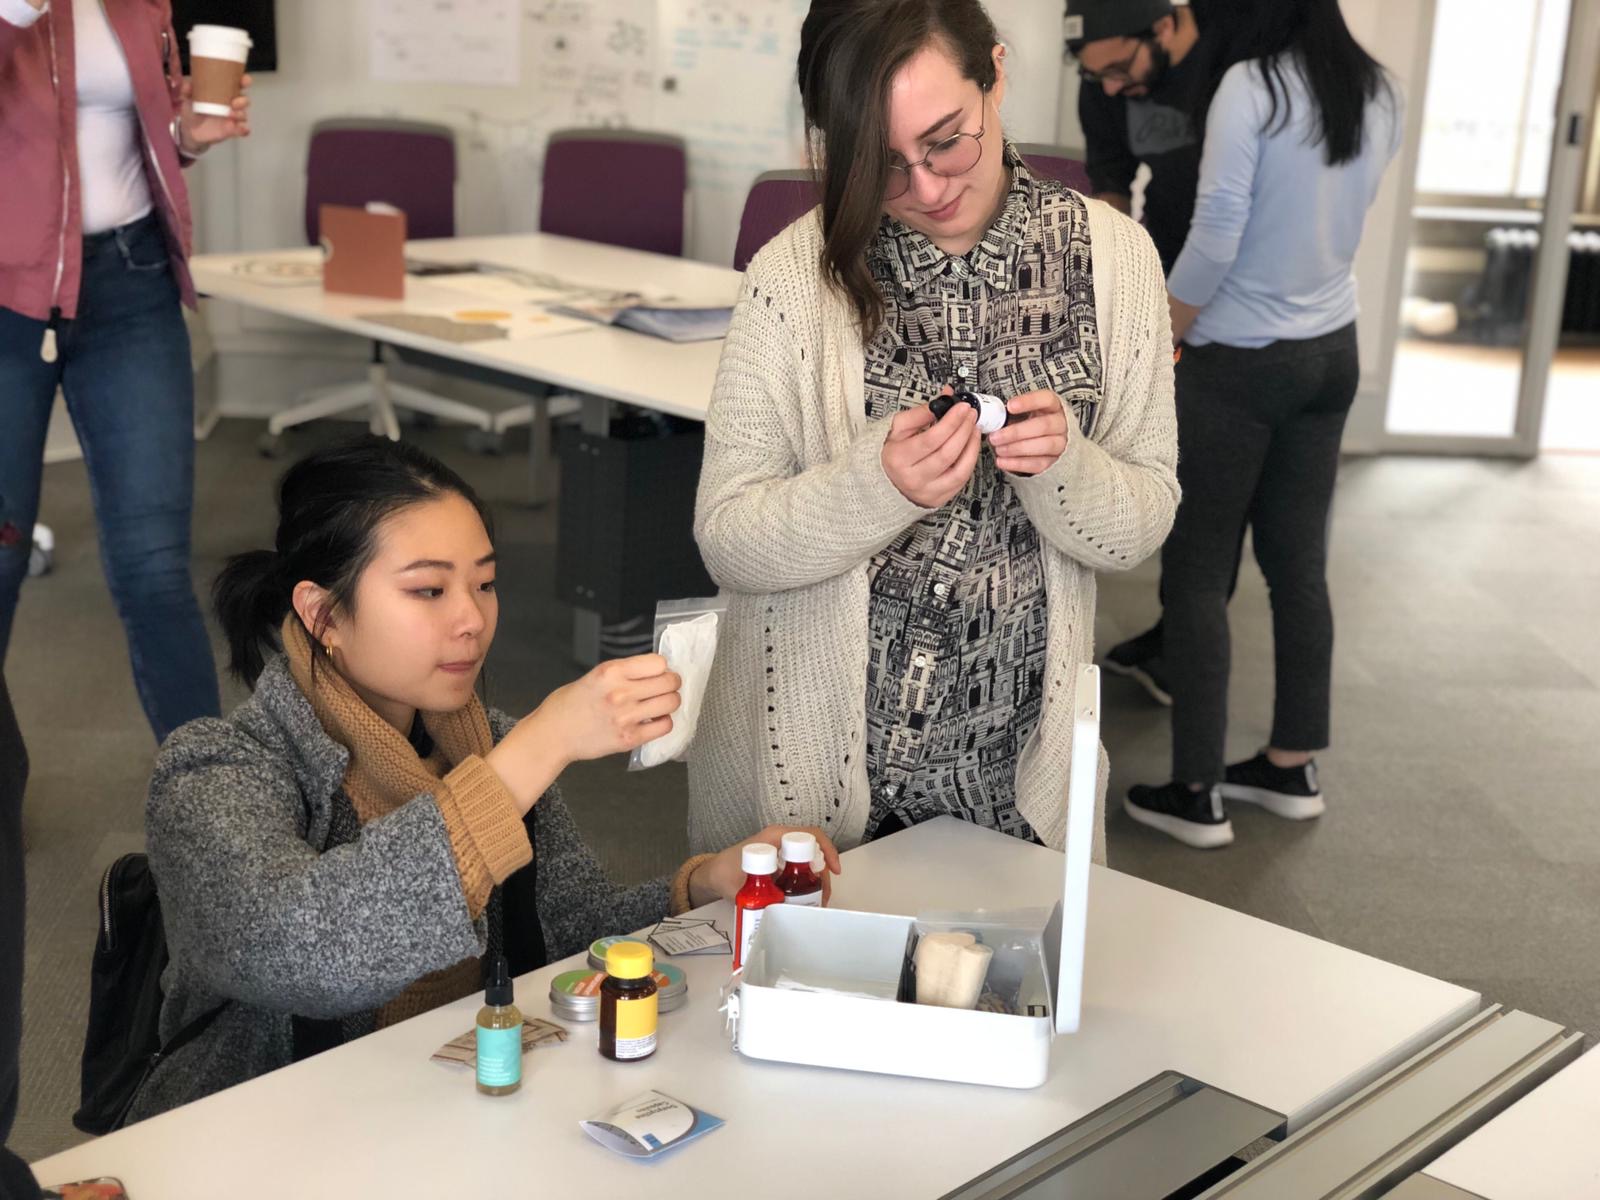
left=689, top=199, right=1179, bottom=860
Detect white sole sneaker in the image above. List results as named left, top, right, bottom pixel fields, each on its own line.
left=1122, top=796, right=1235, bottom=848
left=1217, top=783, right=1326, bottom=820
left=1100, top=659, right=1173, bottom=706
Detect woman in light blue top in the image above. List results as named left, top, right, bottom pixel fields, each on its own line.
left=1124, top=0, right=1401, bottom=849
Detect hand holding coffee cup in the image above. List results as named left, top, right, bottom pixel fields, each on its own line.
left=179, top=26, right=253, bottom=153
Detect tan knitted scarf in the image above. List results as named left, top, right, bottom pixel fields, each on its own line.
left=281, top=616, right=494, bottom=1027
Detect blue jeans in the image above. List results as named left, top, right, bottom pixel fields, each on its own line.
left=0, top=213, right=220, bottom=743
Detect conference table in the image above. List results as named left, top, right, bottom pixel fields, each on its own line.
left=189, top=233, right=740, bottom=659
left=37, top=817, right=1580, bottom=1200
left=1389, top=1043, right=1600, bottom=1199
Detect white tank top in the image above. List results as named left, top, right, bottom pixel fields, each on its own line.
left=75, top=0, right=155, bottom=235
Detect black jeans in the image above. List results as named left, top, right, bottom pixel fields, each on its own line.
left=1162, top=324, right=1359, bottom=785
left=1, top=673, right=40, bottom=1198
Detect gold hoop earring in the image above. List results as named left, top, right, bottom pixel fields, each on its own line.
left=323, top=643, right=334, bottom=659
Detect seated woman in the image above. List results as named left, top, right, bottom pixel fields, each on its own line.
left=128, top=436, right=838, bottom=1123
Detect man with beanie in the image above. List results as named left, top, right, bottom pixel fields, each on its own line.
left=1069, top=0, right=1212, bottom=703
left=1067, top=0, right=1209, bottom=271
left=1, top=673, right=40, bottom=1198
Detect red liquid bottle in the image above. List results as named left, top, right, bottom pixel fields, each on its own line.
left=774, top=831, right=823, bottom=908
left=733, top=844, right=784, bottom=971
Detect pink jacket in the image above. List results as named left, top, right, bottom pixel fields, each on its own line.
left=0, top=0, right=197, bottom=324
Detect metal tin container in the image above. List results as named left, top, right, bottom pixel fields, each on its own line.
left=549, top=964, right=687, bottom=1023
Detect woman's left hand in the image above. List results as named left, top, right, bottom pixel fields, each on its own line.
left=688, top=825, right=844, bottom=907
left=178, top=74, right=253, bottom=154
left=988, top=389, right=1069, bottom=477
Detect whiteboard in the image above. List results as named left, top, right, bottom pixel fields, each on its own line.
left=371, top=0, right=522, bottom=87
left=655, top=0, right=811, bottom=265
left=237, top=0, right=1067, bottom=268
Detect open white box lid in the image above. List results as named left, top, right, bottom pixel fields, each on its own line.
left=1047, top=662, right=1099, bottom=1035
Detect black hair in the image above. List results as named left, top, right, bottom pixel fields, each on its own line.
left=1190, top=0, right=1391, bottom=167
left=213, top=436, right=495, bottom=687
left=797, top=0, right=1001, bottom=339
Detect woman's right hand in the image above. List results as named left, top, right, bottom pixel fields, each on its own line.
left=485, top=655, right=682, bottom=812
left=881, top=392, right=982, bottom=509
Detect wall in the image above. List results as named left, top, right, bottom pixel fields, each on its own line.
left=194, top=0, right=1069, bottom=418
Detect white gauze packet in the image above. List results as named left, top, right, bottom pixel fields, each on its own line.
left=629, top=596, right=726, bottom=770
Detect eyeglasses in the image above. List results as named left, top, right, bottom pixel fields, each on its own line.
left=884, top=103, right=988, bottom=201
left=1076, top=34, right=1153, bottom=86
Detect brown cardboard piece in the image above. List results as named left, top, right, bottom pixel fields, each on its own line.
left=320, top=204, right=406, bottom=300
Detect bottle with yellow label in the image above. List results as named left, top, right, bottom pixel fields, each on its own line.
left=599, top=942, right=659, bottom=1062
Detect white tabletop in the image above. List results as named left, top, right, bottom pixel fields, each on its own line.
left=32, top=819, right=1478, bottom=1199
left=1421, top=1044, right=1600, bottom=1199
left=192, top=233, right=742, bottom=422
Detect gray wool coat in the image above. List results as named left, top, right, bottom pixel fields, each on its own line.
left=127, top=655, right=672, bottom=1123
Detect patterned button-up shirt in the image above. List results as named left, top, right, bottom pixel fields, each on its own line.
left=862, top=145, right=1102, bottom=842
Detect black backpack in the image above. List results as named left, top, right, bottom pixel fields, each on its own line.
left=74, top=853, right=224, bottom=1135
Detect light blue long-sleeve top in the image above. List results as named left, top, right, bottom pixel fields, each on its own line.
left=1167, top=57, right=1404, bottom=348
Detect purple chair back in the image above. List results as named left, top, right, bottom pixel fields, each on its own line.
left=304, top=120, right=456, bottom=245
left=1016, top=143, right=1092, bottom=196
left=734, top=170, right=819, bottom=271
left=540, top=129, right=687, bottom=257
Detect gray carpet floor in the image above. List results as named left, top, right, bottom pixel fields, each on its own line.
left=8, top=418, right=1599, bottom=1165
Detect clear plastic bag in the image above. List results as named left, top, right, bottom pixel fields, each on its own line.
left=905, top=909, right=1054, bottom=1017
left=628, top=595, right=727, bottom=771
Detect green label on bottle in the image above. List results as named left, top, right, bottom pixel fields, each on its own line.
left=476, top=1025, right=521, bottom=1088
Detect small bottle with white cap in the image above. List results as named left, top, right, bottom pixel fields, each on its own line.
left=774, top=831, right=824, bottom=908
left=733, top=843, right=784, bottom=971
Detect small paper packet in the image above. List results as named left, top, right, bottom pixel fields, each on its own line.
left=431, top=1016, right=568, bottom=1067
left=581, top=1091, right=725, bottom=1159
left=648, top=917, right=732, bottom=957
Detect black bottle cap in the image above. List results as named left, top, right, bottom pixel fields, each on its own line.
left=484, top=956, right=515, bottom=1007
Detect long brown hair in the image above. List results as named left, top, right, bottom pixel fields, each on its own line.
left=797, top=0, right=1000, bottom=340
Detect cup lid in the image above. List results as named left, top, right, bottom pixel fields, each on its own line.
left=188, top=24, right=253, bottom=44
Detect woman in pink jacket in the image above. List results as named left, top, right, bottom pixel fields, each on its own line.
left=0, top=0, right=250, bottom=741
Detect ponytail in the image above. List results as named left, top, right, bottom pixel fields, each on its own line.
left=212, top=549, right=292, bottom=688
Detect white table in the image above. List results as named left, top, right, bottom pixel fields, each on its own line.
left=1410, top=1043, right=1600, bottom=1199
left=192, top=234, right=740, bottom=658
left=190, top=233, right=738, bottom=425
left=33, top=819, right=1480, bottom=1198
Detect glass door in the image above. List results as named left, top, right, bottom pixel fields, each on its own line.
left=1380, top=0, right=1600, bottom=455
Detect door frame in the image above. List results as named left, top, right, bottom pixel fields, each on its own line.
left=1357, top=0, right=1600, bottom=458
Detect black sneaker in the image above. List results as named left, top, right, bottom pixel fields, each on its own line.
left=1219, top=753, right=1325, bottom=820
left=1102, top=626, right=1172, bottom=706
left=1123, top=782, right=1234, bottom=849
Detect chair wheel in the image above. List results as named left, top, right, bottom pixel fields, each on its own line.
left=466, top=429, right=505, bottom=455
left=257, top=432, right=287, bottom=458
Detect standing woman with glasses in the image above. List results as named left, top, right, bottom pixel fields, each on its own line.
left=1123, top=0, right=1401, bottom=848
left=0, top=0, right=250, bottom=742
left=688, top=0, right=1179, bottom=859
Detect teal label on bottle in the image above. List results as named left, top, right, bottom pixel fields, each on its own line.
left=476, top=1025, right=521, bottom=1088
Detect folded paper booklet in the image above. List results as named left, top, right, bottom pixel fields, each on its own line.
left=552, top=297, right=733, bottom=343
left=581, top=1091, right=725, bottom=1159
left=648, top=917, right=731, bottom=957
left=431, top=1016, right=568, bottom=1067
